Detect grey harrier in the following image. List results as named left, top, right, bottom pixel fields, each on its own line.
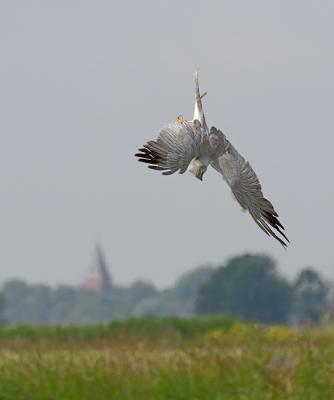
left=135, top=70, right=288, bottom=248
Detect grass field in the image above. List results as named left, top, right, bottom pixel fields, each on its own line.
left=0, top=317, right=333, bottom=399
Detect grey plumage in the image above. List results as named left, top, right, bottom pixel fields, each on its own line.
left=135, top=70, right=289, bottom=248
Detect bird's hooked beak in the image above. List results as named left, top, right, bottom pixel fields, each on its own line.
left=196, top=171, right=204, bottom=181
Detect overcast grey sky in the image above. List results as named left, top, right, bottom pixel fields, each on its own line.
left=0, top=1, right=333, bottom=288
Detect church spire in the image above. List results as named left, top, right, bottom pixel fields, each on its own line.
left=81, top=244, right=112, bottom=293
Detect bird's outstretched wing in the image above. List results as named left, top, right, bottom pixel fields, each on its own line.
left=135, top=121, right=203, bottom=175
left=211, top=139, right=289, bottom=248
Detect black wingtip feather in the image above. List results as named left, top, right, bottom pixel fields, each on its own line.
left=135, top=139, right=176, bottom=175
left=148, top=166, right=169, bottom=171
left=138, top=158, right=158, bottom=164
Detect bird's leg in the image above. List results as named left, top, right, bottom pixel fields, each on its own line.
left=176, top=115, right=194, bottom=124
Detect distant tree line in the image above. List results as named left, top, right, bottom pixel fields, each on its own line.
left=195, top=254, right=331, bottom=324
left=1, top=280, right=157, bottom=325
left=0, top=254, right=331, bottom=325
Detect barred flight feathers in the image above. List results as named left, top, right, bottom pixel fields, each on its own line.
left=135, top=121, right=204, bottom=175
left=211, top=142, right=289, bottom=248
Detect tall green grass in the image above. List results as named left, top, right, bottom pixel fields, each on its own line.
left=0, top=315, right=234, bottom=341
left=0, top=318, right=333, bottom=399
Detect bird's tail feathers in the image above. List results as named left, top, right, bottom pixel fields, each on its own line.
left=194, top=69, right=208, bottom=132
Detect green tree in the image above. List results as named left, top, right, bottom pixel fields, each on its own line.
left=68, top=289, right=113, bottom=325
left=195, top=254, right=292, bottom=323
left=108, top=281, right=158, bottom=319
left=135, top=267, right=214, bottom=316
left=2, top=281, right=54, bottom=324
left=1, top=279, right=159, bottom=325
left=291, top=268, right=330, bottom=324
left=2, top=280, right=31, bottom=323
left=49, top=285, right=76, bottom=324
left=0, top=293, right=5, bottom=324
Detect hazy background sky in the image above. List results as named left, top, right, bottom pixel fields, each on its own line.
left=0, top=1, right=333, bottom=288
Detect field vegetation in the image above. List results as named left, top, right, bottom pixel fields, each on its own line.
left=0, top=317, right=333, bottom=399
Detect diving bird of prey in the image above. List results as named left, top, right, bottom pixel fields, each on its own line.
left=135, top=70, right=289, bottom=248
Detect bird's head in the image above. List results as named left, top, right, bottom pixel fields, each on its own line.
left=188, top=159, right=207, bottom=181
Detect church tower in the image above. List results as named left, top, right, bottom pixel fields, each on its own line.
left=81, top=244, right=112, bottom=293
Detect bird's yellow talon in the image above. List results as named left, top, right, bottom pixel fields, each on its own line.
left=176, top=115, right=193, bottom=123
